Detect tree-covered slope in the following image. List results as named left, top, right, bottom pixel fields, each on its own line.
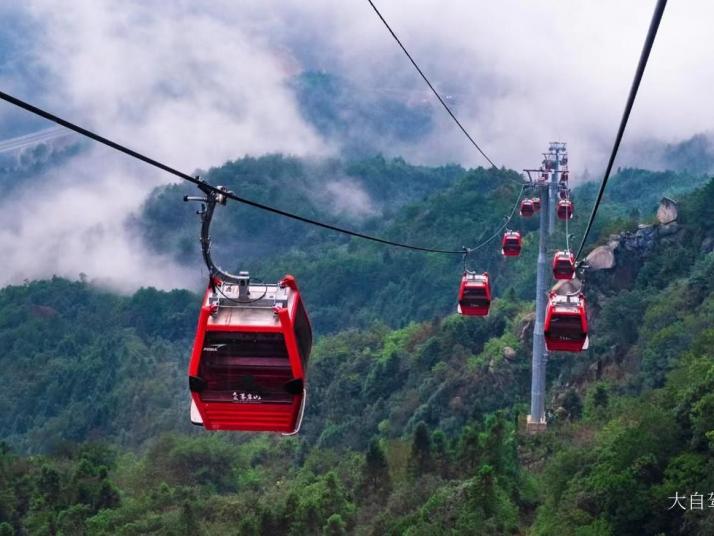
left=136, top=154, right=465, bottom=266
left=3, top=171, right=714, bottom=533
left=573, top=167, right=711, bottom=224
left=137, top=153, right=710, bottom=336
left=0, top=279, right=197, bottom=452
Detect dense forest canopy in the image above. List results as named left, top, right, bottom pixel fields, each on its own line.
left=2, top=150, right=714, bottom=533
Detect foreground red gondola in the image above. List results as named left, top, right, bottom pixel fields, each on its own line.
left=501, top=231, right=522, bottom=257
left=188, top=274, right=312, bottom=434
left=552, top=250, right=576, bottom=280
left=457, top=272, right=491, bottom=316
left=544, top=292, right=588, bottom=352
left=520, top=199, right=535, bottom=218
left=557, top=199, right=574, bottom=220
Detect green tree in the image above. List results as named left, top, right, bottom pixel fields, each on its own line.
left=360, top=439, right=391, bottom=501
left=179, top=501, right=201, bottom=536
left=95, top=481, right=120, bottom=511
left=38, top=466, right=61, bottom=508
left=562, top=389, right=583, bottom=420
left=323, top=513, right=347, bottom=535
left=408, top=422, right=433, bottom=477
left=57, top=504, right=90, bottom=536
left=457, top=425, right=481, bottom=474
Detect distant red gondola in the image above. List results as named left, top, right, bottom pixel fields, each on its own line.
left=552, top=251, right=576, bottom=280
left=189, top=274, right=311, bottom=434
left=520, top=199, right=535, bottom=217
left=501, top=231, right=522, bottom=257
left=544, top=292, right=588, bottom=352
left=457, top=272, right=491, bottom=316
left=557, top=199, right=574, bottom=220
left=561, top=171, right=569, bottom=182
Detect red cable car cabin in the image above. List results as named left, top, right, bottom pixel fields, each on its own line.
left=544, top=292, right=588, bottom=352
left=561, top=171, right=569, bottom=183
left=552, top=250, right=576, bottom=280
left=520, top=199, right=535, bottom=218
left=188, top=274, right=311, bottom=434
left=532, top=197, right=541, bottom=211
left=457, top=272, right=491, bottom=316
left=501, top=231, right=522, bottom=257
left=557, top=199, right=574, bottom=220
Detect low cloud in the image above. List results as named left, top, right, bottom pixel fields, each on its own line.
left=1, top=1, right=713, bottom=290
left=323, top=179, right=378, bottom=219
left=259, top=0, right=714, bottom=175
left=0, top=149, right=199, bottom=292
left=0, top=0, right=329, bottom=291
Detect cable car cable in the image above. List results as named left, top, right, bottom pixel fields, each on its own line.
left=468, top=185, right=526, bottom=254
left=366, top=0, right=498, bottom=170
left=0, top=89, right=469, bottom=254
left=574, top=0, right=667, bottom=261
left=0, top=90, right=527, bottom=256
left=565, top=194, right=570, bottom=252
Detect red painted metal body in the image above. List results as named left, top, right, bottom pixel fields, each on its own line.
left=501, top=231, right=522, bottom=257
left=552, top=251, right=576, bottom=280
left=188, top=275, right=311, bottom=433
left=544, top=292, right=588, bottom=352
left=520, top=199, right=535, bottom=218
left=457, top=272, right=491, bottom=316
left=557, top=199, right=574, bottom=220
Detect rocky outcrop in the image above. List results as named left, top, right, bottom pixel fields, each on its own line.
left=503, top=346, right=517, bottom=361
left=518, top=312, right=535, bottom=344
left=657, top=196, right=678, bottom=224
left=586, top=244, right=616, bottom=270
left=576, top=196, right=688, bottom=295
left=552, top=278, right=582, bottom=295
left=583, top=197, right=682, bottom=277
left=587, top=218, right=685, bottom=275
left=621, top=224, right=658, bottom=255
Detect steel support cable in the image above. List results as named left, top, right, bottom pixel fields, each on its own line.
left=564, top=185, right=570, bottom=252
left=0, top=91, right=527, bottom=256
left=467, top=185, right=526, bottom=255
left=0, top=89, right=468, bottom=254
left=366, top=0, right=498, bottom=170
left=575, top=0, right=667, bottom=261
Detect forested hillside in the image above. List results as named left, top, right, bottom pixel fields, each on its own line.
left=2, top=167, right=714, bottom=534
left=136, top=154, right=465, bottom=269
left=135, top=152, right=710, bottom=334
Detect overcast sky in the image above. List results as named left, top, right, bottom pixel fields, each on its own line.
left=0, top=0, right=711, bottom=290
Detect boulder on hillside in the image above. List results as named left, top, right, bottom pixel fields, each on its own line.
left=503, top=346, right=517, bottom=361
left=552, top=278, right=583, bottom=295
left=657, top=196, right=678, bottom=224
left=586, top=244, right=616, bottom=270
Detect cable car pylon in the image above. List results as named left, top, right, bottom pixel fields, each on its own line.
left=526, top=141, right=566, bottom=434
